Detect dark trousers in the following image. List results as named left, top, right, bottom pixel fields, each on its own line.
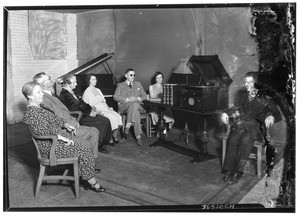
left=80, top=115, right=112, bottom=148
left=223, top=126, right=255, bottom=173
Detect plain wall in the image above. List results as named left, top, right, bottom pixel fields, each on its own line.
left=7, top=11, right=78, bottom=123
left=7, top=6, right=259, bottom=123
left=77, top=7, right=258, bottom=107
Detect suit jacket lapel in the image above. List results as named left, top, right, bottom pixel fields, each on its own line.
left=44, top=92, right=69, bottom=112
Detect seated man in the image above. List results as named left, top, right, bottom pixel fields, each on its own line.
left=113, top=68, right=147, bottom=146
left=59, top=74, right=114, bottom=151
left=220, top=71, right=282, bottom=184
left=33, top=72, right=109, bottom=156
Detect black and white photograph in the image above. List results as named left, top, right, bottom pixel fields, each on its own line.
left=3, top=0, right=296, bottom=212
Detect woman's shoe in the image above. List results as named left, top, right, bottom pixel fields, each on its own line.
left=108, top=139, right=115, bottom=146
left=83, top=181, right=105, bottom=192
left=113, top=138, right=121, bottom=144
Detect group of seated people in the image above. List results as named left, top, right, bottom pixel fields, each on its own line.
left=22, top=69, right=281, bottom=193
left=22, top=68, right=175, bottom=193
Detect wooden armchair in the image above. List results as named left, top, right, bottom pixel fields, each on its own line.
left=28, top=126, right=79, bottom=198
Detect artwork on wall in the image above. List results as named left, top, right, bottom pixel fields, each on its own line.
left=28, top=10, right=67, bottom=59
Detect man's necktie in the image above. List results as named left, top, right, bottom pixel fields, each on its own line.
left=129, top=82, right=132, bottom=88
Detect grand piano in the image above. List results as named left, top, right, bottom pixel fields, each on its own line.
left=56, top=52, right=118, bottom=109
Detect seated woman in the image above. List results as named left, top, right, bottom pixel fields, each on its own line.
left=22, top=81, right=105, bottom=192
left=82, top=74, right=122, bottom=144
left=148, top=71, right=175, bottom=134
left=59, top=74, right=113, bottom=153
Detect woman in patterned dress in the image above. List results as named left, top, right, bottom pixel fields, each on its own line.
left=82, top=74, right=122, bottom=143
left=22, top=81, right=105, bottom=192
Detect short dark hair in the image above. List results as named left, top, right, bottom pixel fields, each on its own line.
left=155, top=71, right=164, bottom=79
left=85, top=74, right=96, bottom=86
left=22, top=82, right=41, bottom=100
left=63, top=74, right=76, bottom=85
left=125, top=68, right=134, bottom=74
left=151, top=71, right=164, bottom=84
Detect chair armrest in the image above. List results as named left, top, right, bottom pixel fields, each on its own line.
left=28, top=126, right=58, bottom=166
left=69, top=111, right=83, bottom=122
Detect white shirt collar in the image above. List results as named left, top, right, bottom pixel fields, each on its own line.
left=43, top=90, right=52, bottom=95
left=63, top=86, right=73, bottom=94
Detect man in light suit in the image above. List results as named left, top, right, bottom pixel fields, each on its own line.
left=113, top=68, right=147, bottom=146
left=33, top=72, right=102, bottom=160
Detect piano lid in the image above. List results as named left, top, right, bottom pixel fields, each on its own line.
left=187, top=55, right=232, bottom=86
left=57, top=52, right=116, bottom=84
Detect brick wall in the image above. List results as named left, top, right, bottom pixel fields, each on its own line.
left=7, top=11, right=78, bottom=123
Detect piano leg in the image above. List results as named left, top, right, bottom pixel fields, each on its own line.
left=190, top=117, right=216, bottom=164
left=149, top=106, right=216, bottom=164
left=149, top=106, right=171, bottom=147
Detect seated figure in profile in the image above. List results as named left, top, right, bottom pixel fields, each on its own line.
left=82, top=74, right=123, bottom=144
left=58, top=74, right=113, bottom=153
left=22, top=81, right=105, bottom=192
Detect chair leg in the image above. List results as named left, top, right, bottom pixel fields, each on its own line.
left=222, top=138, right=227, bottom=168
left=35, top=164, right=45, bottom=198
left=121, top=115, right=126, bottom=139
left=73, top=161, right=79, bottom=199
left=146, top=116, right=150, bottom=138
left=148, top=117, right=152, bottom=138
left=256, top=145, right=262, bottom=179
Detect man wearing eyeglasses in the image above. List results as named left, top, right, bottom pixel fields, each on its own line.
left=113, top=68, right=147, bottom=146
left=32, top=72, right=101, bottom=162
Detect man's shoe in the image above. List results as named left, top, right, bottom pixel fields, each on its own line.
left=95, top=168, right=101, bottom=173
left=136, top=137, right=143, bottom=146
left=98, top=147, right=109, bottom=154
left=220, top=171, right=231, bottom=183
left=124, top=127, right=130, bottom=135
left=228, top=172, right=243, bottom=185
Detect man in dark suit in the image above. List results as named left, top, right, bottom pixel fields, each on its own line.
left=59, top=74, right=113, bottom=153
left=220, top=72, right=281, bottom=184
left=113, top=68, right=147, bottom=146
left=33, top=72, right=107, bottom=158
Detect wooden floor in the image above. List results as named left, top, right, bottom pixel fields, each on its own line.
left=4, top=122, right=284, bottom=211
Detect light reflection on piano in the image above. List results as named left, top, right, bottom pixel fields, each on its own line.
left=57, top=52, right=116, bottom=84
